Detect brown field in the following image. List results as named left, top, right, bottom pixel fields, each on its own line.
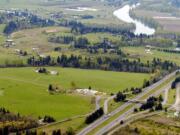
left=133, top=9, right=180, bottom=33
left=157, top=19, right=180, bottom=32
left=112, top=113, right=180, bottom=135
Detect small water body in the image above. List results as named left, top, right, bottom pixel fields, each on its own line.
left=66, top=7, right=98, bottom=12
left=113, top=4, right=155, bottom=35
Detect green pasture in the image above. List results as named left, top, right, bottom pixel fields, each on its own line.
left=122, top=46, right=180, bottom=65
left=0, top=67, right=149, bottom=122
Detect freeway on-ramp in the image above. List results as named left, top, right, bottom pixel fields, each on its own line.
left=77, top=70, right=178, bottom=135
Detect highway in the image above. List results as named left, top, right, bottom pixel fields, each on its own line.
left=95, top=71, right=177, bottom=135
left=77, top=70, right=178, bottom=135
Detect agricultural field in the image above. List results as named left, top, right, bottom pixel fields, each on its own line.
left=0, top=67, right=150, bottom=94
left=0, top=0, right=124, bottom=26
left=122, top=46, right=180, bottom=65
left=10, top=26, right=122, bottom=53
left=133, top=0, right=180, bottom=32
left=0, top=72, right=94, bottom=120
left=6, top=27, right=179, bottom=67
left=0, top=26, right=124, bottom=62
left=133, top=8, right=180, bottom=32
left=0, top=67, right=150, bottom=133
left=0, top=0, right=179, bottom=134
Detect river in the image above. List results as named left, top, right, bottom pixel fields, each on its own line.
left=113, top=4, right=155, bottom=35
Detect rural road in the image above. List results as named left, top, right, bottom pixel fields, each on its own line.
left=104, top=95, right=116, bottom=114
left=95, top=96, right=101, bottom=110
left=162, top=86, right=171, bottom=105
left=173, top=83, right=180, bottom=112
left=77, top=70, right=178, bottom=135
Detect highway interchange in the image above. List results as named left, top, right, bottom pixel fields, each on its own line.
left=78, top=70, right=179, bottom=135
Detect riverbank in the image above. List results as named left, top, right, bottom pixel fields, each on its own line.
left=113, top=4, right=155, bottom=35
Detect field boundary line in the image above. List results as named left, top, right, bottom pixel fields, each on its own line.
left=0, top=76, right=47, bottom=88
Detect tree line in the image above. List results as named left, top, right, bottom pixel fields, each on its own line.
left=140, top=96, right=163, bottom=111
left=0, top=107, right=38, bottom=134
left=2, top=11, right=55, bottom=34
left=85, top=108, right=104, bottom=124
left=171, top=76, right=180, bottom=89
left=59, top=20, right=137, bottom=38
left=157, top=48, right=180, bottom=54
left=27, top=54, right=178, bottom=74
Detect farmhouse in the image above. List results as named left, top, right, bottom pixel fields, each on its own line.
left=50, top=70, right=58, bottom=75
left=5, top=39, right=14, bottom=47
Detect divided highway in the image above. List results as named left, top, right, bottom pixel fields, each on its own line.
left=96, top=74, right=175, bottom=135
left=77, top=70, right=178, bottom=135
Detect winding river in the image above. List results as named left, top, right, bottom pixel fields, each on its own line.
left=113, top=4, right=155, bottom=35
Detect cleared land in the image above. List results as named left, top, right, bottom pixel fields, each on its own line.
left=0, top=67, right=149, bottom=133
left=168, top=89, right=176, bottom=105
left=0, top=75, right=94, bottom=120
left=0, top=67, right=150, bottom=93
left=122, top=46, right=180, bottom=65
left=112, top=113, right=180, bottom=135
left=0, top=0, right=124, bottom=26
left=132, top=0, right=180, bottom=33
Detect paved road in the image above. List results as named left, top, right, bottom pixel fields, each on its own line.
left=162, top=86, right=171, bottom=105
left=104, top=95, right=116, bottom=114
left=173, top=83, right=180, bottom=112
left=95, top=74, right=176, bottom=135
left=77, top=70, right=178, bottom=135
left=96, top=96, right=101, bottom=110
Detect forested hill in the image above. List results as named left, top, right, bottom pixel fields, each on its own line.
left=171, top=0, right=180, bottom=7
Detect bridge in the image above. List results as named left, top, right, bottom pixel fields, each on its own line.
left=125, top=99, right=146, bottom=104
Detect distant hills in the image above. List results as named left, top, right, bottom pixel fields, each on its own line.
left=170, top=0, right=180, bottom=7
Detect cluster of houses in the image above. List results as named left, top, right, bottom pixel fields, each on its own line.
left=5, top=39, right=15, bottom=48
left=145, top=45, right=153, bottom=54
left=35, top=68, right=59, bottom=75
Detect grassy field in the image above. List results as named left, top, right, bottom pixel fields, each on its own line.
left=11, top=26, right=123, bottom=53
left=0, top=67, right=149, bottom=119
left=112, top=113, right=180, bottom=135
left=37, top=117, right=87, bottom=134
left=0, top=74, right=94, bottom=120
left=0, top=67, right=149, bottom=133
left=0, top=0, right=124, bottom=26
left=122, top=46, right=180, bottom=65
left=0, top=67, right=150, bottom=93
left=168, top=89, right=176, bottom=105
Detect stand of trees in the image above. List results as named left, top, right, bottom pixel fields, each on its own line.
left=60, top=20, right=136, bottom=38
left=27, top=55, right=178, bottom=74
left=0, top=107, right=38, bottom=134
left=43, top=115, right=56, bottom=123
left=129, top=10, right=159, bottom=29
left=171, top=76, right=180, bottom=89
left=114, top=92, right=126, bottom=102
left=140, top=96, right=163, bottom=111
left=85, top=108, right=104, bottom=124
left=171, top=0, right=180, bottom=7
left=48, top=35, right=75, bottom=44
left=131, top=87, right=142, bottom=94
left=157, top=48, right=180, bottom=54
left=3, top=11, right=55, bottom=34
